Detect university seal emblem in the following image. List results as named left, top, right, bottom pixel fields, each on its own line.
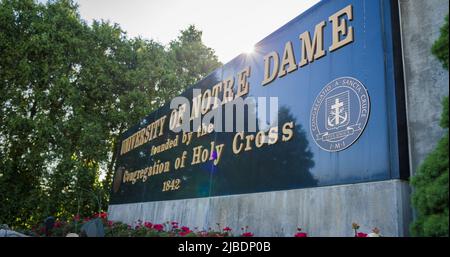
left=310, top=77, right=370, bottom=152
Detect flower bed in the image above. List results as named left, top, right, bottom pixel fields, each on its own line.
left=26, top=212, right=256, bottom=237
left=23, top=212, right=380, bottom=237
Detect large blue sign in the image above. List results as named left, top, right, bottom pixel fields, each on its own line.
left=110, top=0, right=408, bottom=205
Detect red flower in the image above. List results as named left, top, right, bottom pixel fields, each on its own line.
left=73, top=215, right=80, bottom=222
left=99, top=212, right=108, bottom=219
left=241, top=232, right=254, bottom=237
left=171, top=221, right=178, bottom=226
left=179, top=230, right=191, bottom=236
left=173, top=225, right=179, bottom=229
left=107, top=221, right=114, bottom=227
left=223, top=227, right=232, bottom=232
left=294, top=232, right=308, bottom=237
left=153, top=224, right=164, bottom=232
left=178, top=226, right=192, bottom=236
left=356, top=232, right=368, bottom=237
left=144, top=222, right=152, bottom=229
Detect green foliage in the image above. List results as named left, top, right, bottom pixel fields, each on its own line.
left=24, top=213, right=237, bottom=237
left=411, top=58, right=449, bottom=236
left=169, top=25, right=221, bottom=89
left=0, top=0, right=221, bottom=229
left=432, top=15, right=449, bottom=70
left=410, top=122, right=449, bottom=236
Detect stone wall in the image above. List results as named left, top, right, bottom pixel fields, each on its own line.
left=109, top=180, right=411, bottom=236
left=399, top=0, right=449, bottom=175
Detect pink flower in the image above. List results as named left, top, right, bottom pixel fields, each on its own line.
left=356, top=232, right=368, bottom=237
left=153, top=224, right=164, bottom=232
left=294, top=232, right=308, bottom=237
left=241, top=232, right=254, bottom=237
left=173, top=225, right=179, bottom=229
left=171, top=221, right=178, bottom=226
left=178, top=226, right=192, bottom=236
left=107, top=221, right=114, bottom=227
left=179, top=231, right=190, bottom=236
left=144, top=222, right=152, bottom=229
left=223, top=227, right=232, bottom=232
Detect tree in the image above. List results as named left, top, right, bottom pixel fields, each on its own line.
left=0, top=0, right=221, bottom=228
left=432, top=15, right=449, bottom=70
left=168, top=25, right=221, bottom=91
left=410, top=14, right=449, bottom=237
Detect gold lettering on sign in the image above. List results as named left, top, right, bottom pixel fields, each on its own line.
left=122, top=160, right=170, bottom=184
left=278, top=41, right=298, bottom=78
left=120, top=115, right=167, bottom=155
left=244, top=134, right=255, bottom=151
left=232, top=132, right=244, bottom=154
left=211, top=82, right=223, bottom=109
left=191, top=141, right=224, bottom=166
left=267, top=126, right=278, bottom=144
left=329, top=5, right=354, bottom=52
left=236, top=67, right=251, bottom=98
left=259, top=5, right=354, bottom=86
left=222, top=77, right=235, bottom=104
left=282, top=122, right=294, bottom=141
left=255, top=130, right=265, bottom=148
left=299, top=21, right=326, bottom=67
left=261, top=51, right=279, bottom=86
left=201, top=89, right=212, bottom=115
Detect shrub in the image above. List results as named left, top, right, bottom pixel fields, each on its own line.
left=410, top=97, right=449, bottom=236
left=432, top=15, right=449, bottom=70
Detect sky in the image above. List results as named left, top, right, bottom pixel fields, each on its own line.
left=69, top=0, right=320, bottom=63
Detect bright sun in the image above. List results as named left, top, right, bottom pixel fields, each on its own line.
left=245, top=45, right=255, bottom=55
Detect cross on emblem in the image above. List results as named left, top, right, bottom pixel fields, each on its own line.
left=326, top=92, right=349, bottom=129
left=310, top=77, right=370, bottom=152
left=330, top=98, right=346, bottom=126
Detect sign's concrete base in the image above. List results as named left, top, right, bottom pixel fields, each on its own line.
left=108, top=179, right=411, bottom=236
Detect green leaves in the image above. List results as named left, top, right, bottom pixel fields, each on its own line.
left=431, top=15, right=449, bottom=70
left=411, top=124, right=449, bottom=237
left=169, top=25, right=222, bottom=91
left=0, top=0, right=221, bottom=229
